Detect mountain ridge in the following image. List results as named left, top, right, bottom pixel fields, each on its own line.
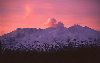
left=0, top=21, right=100, bottom=51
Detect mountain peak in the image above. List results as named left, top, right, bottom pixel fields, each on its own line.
left=55, top=21, right=64, bottom=28
left=0, top=22, right=100, bottom=51
left=72, top=24, right=83, bottom=28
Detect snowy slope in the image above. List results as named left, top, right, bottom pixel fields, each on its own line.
left=0, top=20, right=100, bottom=51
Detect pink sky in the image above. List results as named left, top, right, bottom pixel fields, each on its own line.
left=0, top=0, right=100, bottom=35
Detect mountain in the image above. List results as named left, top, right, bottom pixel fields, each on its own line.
left=0, top=20, right=100, bottom=51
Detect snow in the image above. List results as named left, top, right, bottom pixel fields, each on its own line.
left=0, top=19, right=100, bottom=51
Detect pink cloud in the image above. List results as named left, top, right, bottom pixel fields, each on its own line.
left=44, top=18, right=57, bottom=27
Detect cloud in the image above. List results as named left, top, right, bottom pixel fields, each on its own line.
left=44, top=18, right=57, bottom=27
left=44, top=18, right=64, bottom=28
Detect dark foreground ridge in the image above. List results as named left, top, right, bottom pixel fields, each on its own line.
left=0, top=47, right=100, bottom=63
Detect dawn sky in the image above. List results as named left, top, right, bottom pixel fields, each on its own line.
left=0, top=0, right=100, bottom=35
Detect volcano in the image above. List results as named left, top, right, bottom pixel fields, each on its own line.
left=0, top=18, right=100, bottom=51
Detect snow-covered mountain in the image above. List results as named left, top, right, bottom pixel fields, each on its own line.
left=0, top=19, right=100, bottom=51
